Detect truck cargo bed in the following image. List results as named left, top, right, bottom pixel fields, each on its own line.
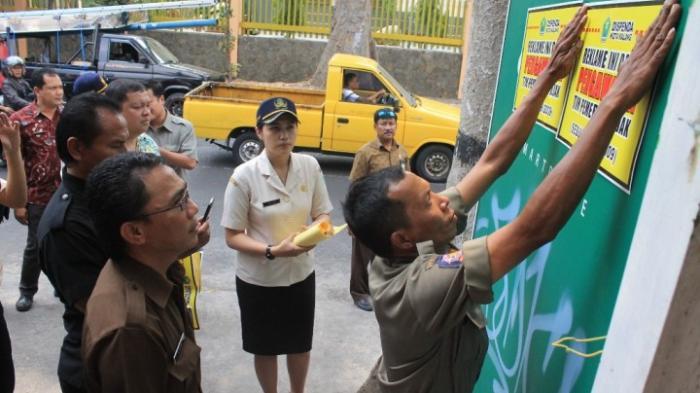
left=188, top=81, right=326, bottom=108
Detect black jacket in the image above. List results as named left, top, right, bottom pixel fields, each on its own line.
left=2, top=75, right=33, bottom=111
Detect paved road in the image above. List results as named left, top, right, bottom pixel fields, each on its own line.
left=0, top=141, right=448, bottom=393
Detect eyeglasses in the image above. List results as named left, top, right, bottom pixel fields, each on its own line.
left=133, top=189, right=191, bottom=220
left=376, top=109, right=396, bottom=119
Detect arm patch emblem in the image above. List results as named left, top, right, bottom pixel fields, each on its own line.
left=437, top=251, right=463, bottom=269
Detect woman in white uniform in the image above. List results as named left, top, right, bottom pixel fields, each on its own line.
left=222, top=97, right=333, bottom=393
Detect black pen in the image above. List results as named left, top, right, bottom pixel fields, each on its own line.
left=202, top=197, right=214, bottom=221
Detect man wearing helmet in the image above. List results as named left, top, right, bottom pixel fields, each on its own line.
left=2, top=56, right=34, bottom=111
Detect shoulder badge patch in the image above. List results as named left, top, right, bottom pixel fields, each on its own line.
left=437, top=251, right=463, bottom=269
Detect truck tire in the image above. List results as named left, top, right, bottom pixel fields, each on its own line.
left=231, top=131, right=263, bottom=166
left=415, top=145, right=452, bottom=183
left=165, top=92, right=186, bottom=117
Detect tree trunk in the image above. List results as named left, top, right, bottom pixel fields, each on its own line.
left=308, top=0, right=375, bottom=88
left=447, top=0, right=510, bottom=240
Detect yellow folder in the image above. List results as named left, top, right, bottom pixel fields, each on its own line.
left=293, top=219, right=348, bottom=247
left=179, top=251, right=202, bottom=330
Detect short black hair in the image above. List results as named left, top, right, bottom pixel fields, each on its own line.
left=56, top=93, right=122, bottom=164
left=86, top=152, right=164, bottom=260
left=343, top=72, right=357, bottom=87
left=31, top=67, right=58, bottom=89
left=105, top=79, right=146, bottom=104
left=343, top=166, right=409, bottom=258
left=144, top=80, right=164, bottom=98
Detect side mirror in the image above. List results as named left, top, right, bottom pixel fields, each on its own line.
left=379, top=93, right=399, bottom=108
left=388, top=95, right=401, bottom=112
left=139, top=57, right=150, bottom=66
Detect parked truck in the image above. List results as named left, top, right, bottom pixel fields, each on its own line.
left=184, top=53, right=459, bottom=182
left=23, top=31, right=225, bottom=116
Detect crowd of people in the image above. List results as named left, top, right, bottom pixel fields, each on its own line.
left=0, top=2, right=681, bottom=392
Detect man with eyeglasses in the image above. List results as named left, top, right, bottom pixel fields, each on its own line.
left=348, top=107, right=409, bottom=311
left=37, top=94, right=130, bottom=393
left=38, top=94, right=209, bottom=393
left=82, top=152, right=209, bottom=393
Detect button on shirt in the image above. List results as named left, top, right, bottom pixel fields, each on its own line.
left=349, top=139, right=410, bottom=182
left=147, top=112, right=198, bottom=178
left=221, top=151, right=333, bottom=287
left=12, top=103, right=61, bottom=205
left=365, top=187, right=493, bottom=393
left=82, top=258, right=201, bottom=393
left=37, top=170, right=108, bottom=388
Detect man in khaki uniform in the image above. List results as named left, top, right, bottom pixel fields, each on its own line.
left=82, top=153, right=210, bottom=392
left=343, top=4, right=679, bottom=392
left=348, top=107, right=409, bottom=311
left=145, top=81, right=198, bottom=178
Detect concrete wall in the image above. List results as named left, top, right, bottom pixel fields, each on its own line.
left=140, top=30, right=229, bottom=74
left=24, top=31, right=461, bottom=98
left=237, top=35, right=461, bottom=98
left=237, top=35, right=325, bottom=82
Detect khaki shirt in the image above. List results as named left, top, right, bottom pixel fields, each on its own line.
left=349, top=139, right=410, bottom=182
left=82, top=258, right=201, bottom=393
left=362, top=187, right=493, bottom=393
left=147, top=112, right=198, bottom=178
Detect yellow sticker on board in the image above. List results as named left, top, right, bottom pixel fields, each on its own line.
left=557, top=2, right=663, bottom=191
left=514, top=4, right=581, bottom=132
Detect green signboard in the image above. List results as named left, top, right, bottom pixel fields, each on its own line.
left=473, top=1, right=689, bottom=392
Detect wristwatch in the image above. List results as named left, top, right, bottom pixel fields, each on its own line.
left=265, top=245, right=275, bottom=260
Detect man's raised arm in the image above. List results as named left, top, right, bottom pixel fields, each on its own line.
left=487, top=0, right=681, bottom=282
left=456, top=6, right=588, bottom=207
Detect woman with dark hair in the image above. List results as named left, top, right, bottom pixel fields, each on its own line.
left=222, top=97, right=332, bottom=393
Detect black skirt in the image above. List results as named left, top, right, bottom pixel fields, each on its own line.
left=235, top=272, right=315, bottom=355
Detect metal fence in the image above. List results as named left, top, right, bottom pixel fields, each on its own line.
left=148, top=0, right=229, bottom=32
left=0, top=0, right=228, bottom=33
left=2, top=0, right=468, bottom=51
left=243, top=0, right=468, bottom=52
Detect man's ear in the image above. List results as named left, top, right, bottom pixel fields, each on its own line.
left=66, top=137, right=84, bottom=162
left=255, top=126, right=264, bottom=139
left=120, top=221, right=146, bottom=247
left=390, top=229, right=414, bottom=253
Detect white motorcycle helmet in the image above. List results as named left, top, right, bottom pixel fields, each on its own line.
left=5, top=56, right=24, bottom=67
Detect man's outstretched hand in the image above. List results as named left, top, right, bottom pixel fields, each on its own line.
left=606, top=0, right=681, bottom=110
left=545, top=5, right=588, bottom=80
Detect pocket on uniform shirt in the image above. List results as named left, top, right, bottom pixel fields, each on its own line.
left=168, top=336, right=201, bottom=384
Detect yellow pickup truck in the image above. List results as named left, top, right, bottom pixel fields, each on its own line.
left=183, top=53, right=459, bottom=182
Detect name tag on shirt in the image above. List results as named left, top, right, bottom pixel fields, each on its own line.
left=437, top=251, right=463, bottom=269
left=262, top=199, right=281, bottom=207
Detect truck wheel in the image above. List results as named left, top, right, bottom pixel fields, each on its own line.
left=165, top=92, right=186, bottom=117
left=415, top=145, right=452, bottom=183
left=231, top=132, right=263, bottom=166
